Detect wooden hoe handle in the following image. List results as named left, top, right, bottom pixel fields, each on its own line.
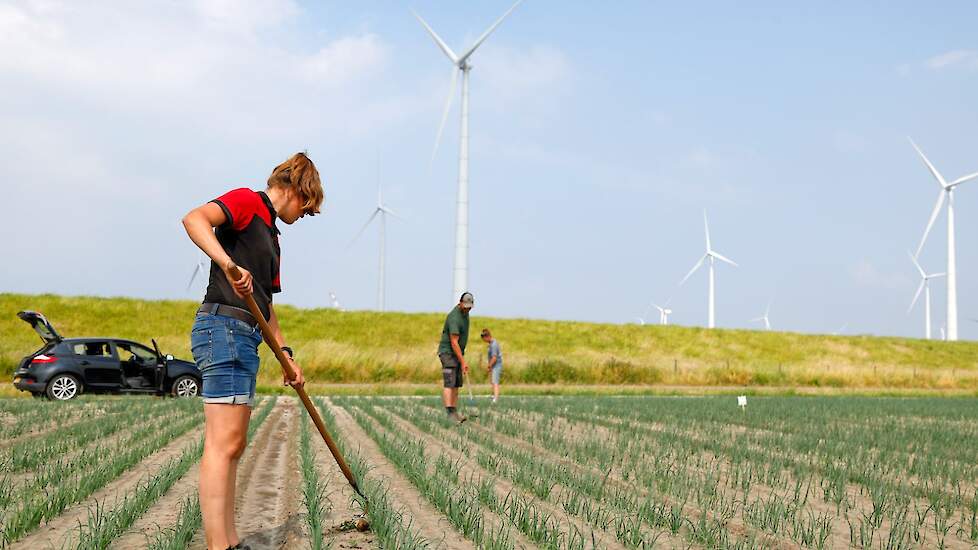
left=228, top=265, right=365, bottom=502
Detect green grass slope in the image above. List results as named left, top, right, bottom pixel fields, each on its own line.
left=2, top=293, right=976, bottom=390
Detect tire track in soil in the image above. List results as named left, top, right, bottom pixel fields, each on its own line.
left=235, top=397, right=304, bottom=549
left=308, top=401, right=378, bottom=550
left=326, top=399, right=475, bottom=550
left=188, top=397, right=304, bottom=550
left=11, top=426, right=204, bottom=550
left=187, top=402, right=285, bottom=550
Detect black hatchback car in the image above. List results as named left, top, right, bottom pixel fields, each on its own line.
left=13, top=311, right=202, bottom=401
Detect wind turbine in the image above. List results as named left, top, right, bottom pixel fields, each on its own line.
left=680, top=212, right=738, bottom=328
left=750, top=302, right=772, bottom=331
left=652, top=303, right=673, bottom=325
left=186, top=253, right=208, bottom=292
left=349, top=181, right=402, bottom=312
left=908, top=251, right=945, bottom=340
left=910, top=138, right=978, bottom=341
left=329, top=291, right=344, bottom=312
left=414, top=1, right=523, bottom=301
left=641, top=299, right=673, bottom=325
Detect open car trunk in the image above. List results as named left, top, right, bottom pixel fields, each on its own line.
left=17, top=311, right=63, bottom=344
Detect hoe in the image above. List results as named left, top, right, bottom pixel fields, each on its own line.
left=230, top=265, right=369, bottom=532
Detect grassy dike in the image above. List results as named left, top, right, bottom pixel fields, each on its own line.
left=2, top=293, right=978, bottom=392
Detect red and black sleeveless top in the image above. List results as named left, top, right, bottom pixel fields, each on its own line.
left=203, top=188, right=281, bottom=321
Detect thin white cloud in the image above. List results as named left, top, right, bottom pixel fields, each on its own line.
left=193, top=0, right=299, bottom=32
left=851, top=259, right=909, bottom=291
left=926, top=49, right=978, bottom=71
left=300, top=34, right=388, bottom=87
left=478, top=44, right=572, bottom=108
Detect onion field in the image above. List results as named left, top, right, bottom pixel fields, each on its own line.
left=0, top=395, right=976, bottom=549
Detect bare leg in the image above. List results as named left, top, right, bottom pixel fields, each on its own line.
left=442, top=387, right=453, bottom=409
left=201, top=403, right=251, bottom=550
left=224, top=405, right=250, bottom=546
left=451, top=387, right=460, bottom=408
left=493, top=383, right=500, bottom=400
left=225, top=459, right=239, bottom=546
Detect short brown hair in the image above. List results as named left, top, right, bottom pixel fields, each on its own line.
left=481, top=328, right=492, bottom=338
left=267, top=152, right=324, bottom=216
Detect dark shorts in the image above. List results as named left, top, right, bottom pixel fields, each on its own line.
left=439, top=353, right=463, bottom=388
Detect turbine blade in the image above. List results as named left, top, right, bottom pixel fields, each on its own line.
left=429, top=68, right=459, bottom=172
left=457, top=0, right=524, bottom=63
left=412, top=11, right=459, bottom=63
left=712, top=251, right=738, bottom=267
left=950, top=171, right=978, bottom=187
left=930, top=272, right=946, bottom=278
left=908, top=279, right=926, bottom=313
left=347, top=210, right=380, bottom=248
left=703, top=211, right=712, bottom=252
left=908, top=137, right=948, bottom=188
left=679, top=255, right=707, bottom=286
left=186, top=264, right=201, bottom=291
left=908, top=250, right=926, bottom=278
left=915, top=191, right=946, bottom=257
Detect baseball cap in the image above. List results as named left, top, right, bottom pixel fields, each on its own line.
left=460, top=292, right=475, bottom=307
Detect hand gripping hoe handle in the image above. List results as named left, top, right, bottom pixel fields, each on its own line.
left=228, top=265, right=366, bottom=504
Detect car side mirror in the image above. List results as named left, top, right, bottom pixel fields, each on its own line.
left=165, top=354, right=174, bottom=361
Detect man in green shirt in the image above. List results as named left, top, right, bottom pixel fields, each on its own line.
left=438, top=292, right=473, bottom=423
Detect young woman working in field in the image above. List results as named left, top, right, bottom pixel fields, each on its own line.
left=182, top=153, right=324, bottom=550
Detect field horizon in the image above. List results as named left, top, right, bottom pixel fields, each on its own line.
left=2, top=293, right=977, bottom=393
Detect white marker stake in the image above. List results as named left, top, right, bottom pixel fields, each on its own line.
left=737, top=395, right=747, bottom=412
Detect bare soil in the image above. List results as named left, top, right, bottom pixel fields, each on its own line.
left=12, top=426, right=203, bottom=549
left=308, top=401, right=379, bottom=550
left=326, top=399, right=475, bottom=549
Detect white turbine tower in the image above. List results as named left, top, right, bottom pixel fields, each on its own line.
left=414, top=1, right=523, bottom=301
left=750, top=302, right=772, bottom=331
left=910, top=138, right=978, bottom=341
left=680, top=212, right=738, bottom=328
left=186, top=253, right=208, bottom=292
left=908, top=251, right=945, bottom=340
left=652, top=303, right=673, bottom=325
left=349, top=182, right=402, bottom=312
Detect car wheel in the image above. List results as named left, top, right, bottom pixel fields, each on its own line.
left=172, top=376, right=200, bottom=398
left=46, top=374, right=81, bottom=401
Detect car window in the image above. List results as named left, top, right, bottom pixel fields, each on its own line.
left=72, top=341, right=112, bottom=357
left=115, top=342, right=157, bottom=363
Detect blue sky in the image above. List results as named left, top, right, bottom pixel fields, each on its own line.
left=2, top=1, right=977, bottom=339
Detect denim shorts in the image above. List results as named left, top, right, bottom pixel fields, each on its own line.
left=190, top=313, right=262, bottom=407
left=491, top=364, right=503, bottom=385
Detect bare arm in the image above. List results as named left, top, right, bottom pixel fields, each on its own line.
left=450, top=334, right=468, bottom=374
left=267, top=303, right=285, bottom=348
left=268, top=303, right=304, bottom=387
left=488, top=355, right=498, bottom=369
left=181, top=202, right=252, bottom=297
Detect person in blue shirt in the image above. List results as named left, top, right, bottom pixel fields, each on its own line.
left=481, top=328, right=503, bottom=403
